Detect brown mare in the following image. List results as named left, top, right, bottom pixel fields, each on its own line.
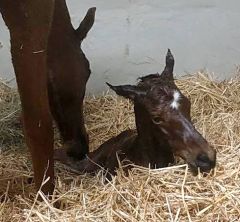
left=55, top=50, right=216, bottom=176
left=0, top=0, right=95, bottom=194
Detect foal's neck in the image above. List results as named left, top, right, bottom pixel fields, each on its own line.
left=133, top=102, right=174, bottom=167
left=134, top=103, right=156, bottom=145
left=134, top=103, right=167, bottom=146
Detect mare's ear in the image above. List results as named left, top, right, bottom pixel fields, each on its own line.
left=106, top=82, right=146, bottom=100
left=75, top=7, right=96, bottom=42
left=160, top=49, right=174, bottom=81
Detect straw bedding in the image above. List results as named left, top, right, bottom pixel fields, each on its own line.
left=0, top=71, right=240, bottom=221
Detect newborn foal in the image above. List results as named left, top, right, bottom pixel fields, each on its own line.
left=55, top=50, right=216, bottom=175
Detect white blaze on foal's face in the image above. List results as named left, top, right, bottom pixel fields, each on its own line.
left=170, top=90, right=181, bottom=109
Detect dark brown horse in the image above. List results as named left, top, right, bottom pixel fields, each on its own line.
left=55, top=50, right=216, bottom=176
left=0, top=0, right=95, bottom=194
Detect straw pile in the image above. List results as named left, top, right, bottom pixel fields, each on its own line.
left=0, top=71, right=240, bottom=221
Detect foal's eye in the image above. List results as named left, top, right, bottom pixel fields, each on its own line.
left=152, top=117, right=164, bottom=124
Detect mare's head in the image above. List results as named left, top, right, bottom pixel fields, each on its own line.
left=107, top=49, right=216, bottom=174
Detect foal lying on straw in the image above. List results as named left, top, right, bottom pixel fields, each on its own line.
left=55, top=50, right=216, bottom=176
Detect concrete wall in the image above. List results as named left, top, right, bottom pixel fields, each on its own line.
left=0, top=0, right=240, bottom=93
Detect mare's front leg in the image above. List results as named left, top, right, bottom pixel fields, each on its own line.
left=0, top=0, right=55, bottom=194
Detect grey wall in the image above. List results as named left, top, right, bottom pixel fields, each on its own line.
left=0, top=0, right=240, bottom=94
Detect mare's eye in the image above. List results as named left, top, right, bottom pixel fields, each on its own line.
left=152, top=117, right=164, bottom=125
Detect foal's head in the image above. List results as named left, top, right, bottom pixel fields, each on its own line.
left=107, top=49, right=216, bottom=174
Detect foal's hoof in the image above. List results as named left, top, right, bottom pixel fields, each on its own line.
left=54, top=148, right=88, bottom=174
left=63, top=141, right=89, bottom=160
left=66, top=149, right=87, bottom=161
left=54, top=148, right=69, bottom=163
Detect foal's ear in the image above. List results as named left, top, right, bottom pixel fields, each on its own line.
left=160, top=49, right=174, bottom=80
left=106, top=82, right=146, bottom=100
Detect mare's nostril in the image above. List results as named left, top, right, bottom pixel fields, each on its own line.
left=196, top=153, right=211, bottom=168
left=197, top=153, right=209, bottom=162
